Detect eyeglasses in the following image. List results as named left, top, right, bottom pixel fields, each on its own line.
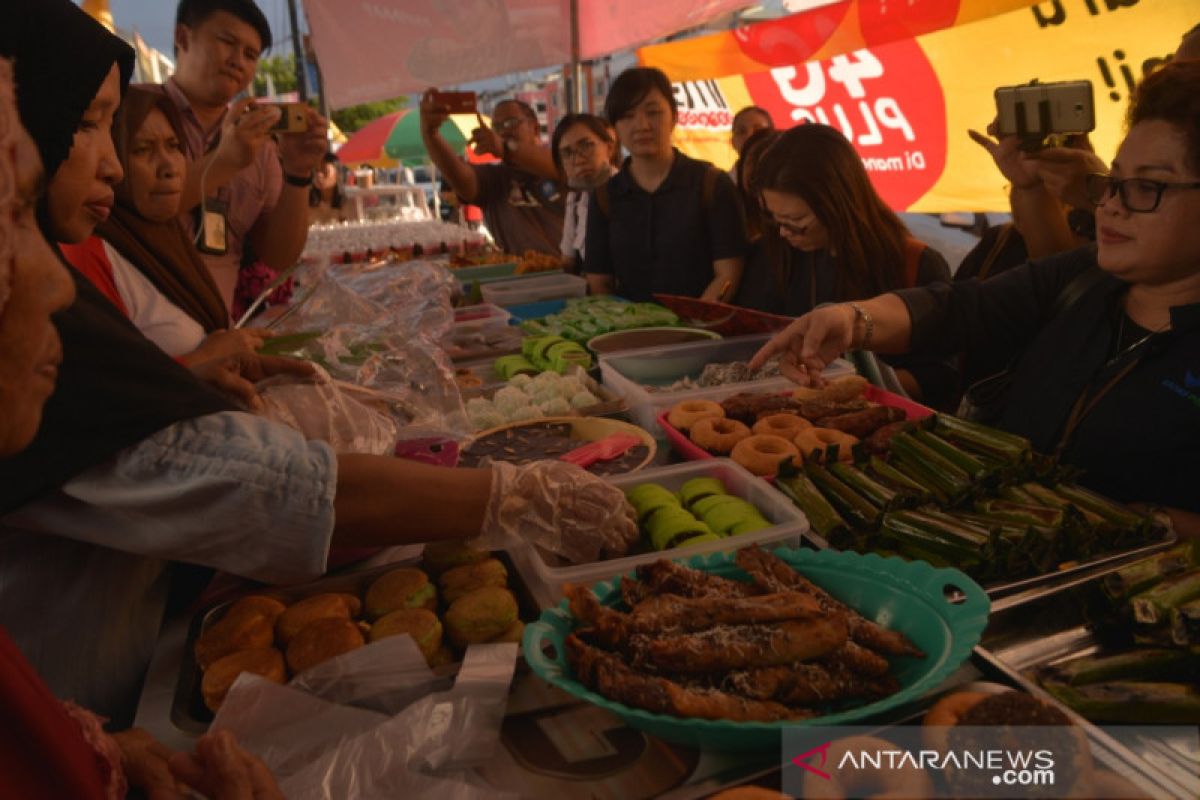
left=1085, top=172, right=1200, bottom=213
left=559, top=138, right=597, bottom=162
left=493, top=117, right=525, bottom=133
left=768, top=214, right=811, bottom=236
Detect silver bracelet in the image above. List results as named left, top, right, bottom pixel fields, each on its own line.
left=846, top=302, right=874, bottom=350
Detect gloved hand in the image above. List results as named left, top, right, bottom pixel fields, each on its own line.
left=480, top=460, right=638, bottom=564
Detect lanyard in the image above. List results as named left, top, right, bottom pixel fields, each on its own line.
left=1053, top=350, right=1144, bottom=457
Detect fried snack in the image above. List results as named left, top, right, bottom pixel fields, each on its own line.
left=792, top=375, right=869, bottom=403
left=275, top=593, right=362, bottom=645
left=194, top=597, right=282, bottom=669
left=731, top=434, right=799, bottom=476
left=439, top=558, right=508, bottom=604
left=667, top=399, right=724, bottom=431
left=370, top=608, right=443, bottom=660
left=567, top=634, right=807, bottom=722
left=735, top=546, right=924, bottom=658
left=201, top=648, right=286, bottom=712
left=285, top=618, right=365, bottom=674
left=627, top=616, right=848, bottom=674
left=752, top=413, right=811, bottom=439
left=428, top=644, right=456, bottom=668
left=689, top=416, right=751, bottom=455
left=721, top=393, right=804, bottom=426
left=865, top=420, right=908, bottom=455
left=422, top=540, right=490, bottom=576
left=566, top=583, right=825, bottom=646
left=364, top=567, right=436, bottom=619
left=725, top=660, right=899, bottom=705
left=488, top=619, right=525, bottom=644
left=444, top=586, right=518, bottom=647
left=796, top=397, right=871, bottom=421
left=820, top=406, right=905, bottom=439
left=793, top=427, right=858, bottom=464
left=629, top=559, right=760, bottom=602
left=825, top=641, right=893, bottom=678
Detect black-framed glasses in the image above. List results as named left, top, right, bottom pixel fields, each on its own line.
left=559, top=138, right=598, bottom=162
left=1085, top=172, right=1200, bottom=213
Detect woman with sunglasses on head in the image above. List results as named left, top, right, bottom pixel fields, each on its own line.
left=739, top=123, right=956, bottom=407
left=584, top=67, right=748, bottom=303
left=752, top=60, right=1200, bottom=538
left=552, top=113, right=619, bottom=272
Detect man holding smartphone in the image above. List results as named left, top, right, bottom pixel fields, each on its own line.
left=420, top=90, right=564, bottom=257
left=165, top=0, right=329, bottom=310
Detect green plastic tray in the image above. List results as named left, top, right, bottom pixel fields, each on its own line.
left=450, top=261, right=519, bottom=283
left=523, top=547, right=989, bottom=752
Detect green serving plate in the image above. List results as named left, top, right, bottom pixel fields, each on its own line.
left=523, top=547, right=989, bottom=751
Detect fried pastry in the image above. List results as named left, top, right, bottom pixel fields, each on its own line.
left=201, top=648, right=286, bottom=712
left=285, top=618, right=365, bottom=674
left=275, top=593, right=362, bottom=645
left=439, top=558, right=507, bottom=604
left=364, top=567, right=436, bottom=619
left=422, top=540, right=490, bottom=576
left=444, top=586, right=518, bottom=647
left=369, top=608, right=443, bottom=660
left=627, top=616, right=848, bottom=674
left=194, top=597, right=283, bottom=669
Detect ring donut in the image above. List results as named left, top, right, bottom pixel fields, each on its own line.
left=752, top=413, right=812, bottom=439
left=667, top=399, right=724, bottom=431
left=690, top=416, right=750, bottom=455
left=730, top=434, right=800, bottom=476
left=801, top=735, right=934, bottom=800
left=794, top=427, right=859, bottom=464
left=922, top=691, right=989, bottom=753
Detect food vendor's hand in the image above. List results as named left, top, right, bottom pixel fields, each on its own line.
left=419, top=88, right=451, bottom=137
left=277, top=107, right=330, bottom=179
left=968, top=121, right=1042, bottom=191
left=1026, top=145, right=1106, bottom=209
left=217, top=99, right=280, bottom=172
left=189, top=351, right=316, bottom=411
left=482, top=460, right=639, bottom=563
left=749, top=304, right=857, bottom=382
left=180, top=328, right=271, bottom=368
left=112, top=728, right=185, bottom=800
left=169, top=730, right=283, bottom=800
left=469, top=113, right=504, bottom=159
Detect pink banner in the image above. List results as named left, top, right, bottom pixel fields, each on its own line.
left=304, top=0, right=755, bottom=109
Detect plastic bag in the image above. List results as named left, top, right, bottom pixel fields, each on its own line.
left=257, top=365, right=399, bottom=455
left=212, top=636, right=519, bottom=800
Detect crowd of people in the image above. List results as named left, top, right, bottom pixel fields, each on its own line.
left=0, top=0, right=1196, bottom=794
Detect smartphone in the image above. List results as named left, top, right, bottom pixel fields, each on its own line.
left=262, top=102, right=309, bottom=133
left=995, top=80, right=1094, bottom=142
left=431, top=90, right=477, bottom=114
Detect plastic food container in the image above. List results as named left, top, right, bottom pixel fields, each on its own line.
left=599, top=334, right=855, bottom=432
left=524, top=547, right=990, bottom=750
left=516, top=459, right=810, bottom=606
left=481, top=273, right=587, bottom=307
left=453, top=303, right=512, bottom=327
left=658, top=385, right=933, bottom=463
left=587, top=326, right=721, bottom=355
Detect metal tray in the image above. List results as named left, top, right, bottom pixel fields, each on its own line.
left=977, top=571, right=1199, bottom=799
left=655, top=647, right=1181, bottom=799
left=171, top=550, right=538, bottom=734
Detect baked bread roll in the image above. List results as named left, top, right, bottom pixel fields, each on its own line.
left=439, top=558, right=508, bottom=604
left=369, top=608, right=443, bottom=661
left=285, top=618, right=365, bottom=674
left=194, top=596, right=284, bottom=669
left=275, top=593, right=361, bottom=645
left=201, top=648, right=286, bottom=712
left=444, top=586, right=518, bottom=647
left=364, top=567, right=436, bottom=619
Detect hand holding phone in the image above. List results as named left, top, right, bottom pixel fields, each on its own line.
left=261, top=102, right=308, bottom=134
left=994, top=80, right=1094, bottom=149
left=429, top=90, right=477, bottom=114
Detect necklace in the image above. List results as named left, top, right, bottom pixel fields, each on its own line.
left=1109, top=313, right=1166, bottom=367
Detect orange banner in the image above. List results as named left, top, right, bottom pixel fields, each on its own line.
left=667, top=0, right=1193, bottom=212
left=639, top=0, right=1039, bottom=83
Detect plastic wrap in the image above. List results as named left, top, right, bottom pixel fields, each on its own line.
left=257, top=366, right=399, bottom=455
left=212, top=636, right=518, bottom=800
left=476, top=460, right=639, bottom=564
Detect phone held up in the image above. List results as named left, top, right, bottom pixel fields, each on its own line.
left=994, top=79, right=1095, bottom=150
left=261, top=101, right=309, bottom=134
left=430, top=90, right=477, bottom=114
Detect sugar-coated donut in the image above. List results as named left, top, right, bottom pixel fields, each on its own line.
left=922, top=690, right=989, bottom=753
left=794, top=426, right=859, bottom=464
left=667, top=399, right=724, bottom=431
left=801, top=735, right=933, bottom=800
left=690, top=416, right=751, bottom=454
left=731, top=434, right=800, bottom=476
left=752, top=412, right=812, bottom=439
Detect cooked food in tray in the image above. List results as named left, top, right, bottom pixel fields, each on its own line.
left=191, top=546, right=524, bottom=712
left=626, top=476, right=772, bottom=553
left=460, top=421, right=650, bottom=476
left=561, top=545, right=923, bottom=723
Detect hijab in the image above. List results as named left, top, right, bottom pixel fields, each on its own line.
left=98, top=86, right=229, bottom=331
left=0, top=0, right=234, bottom=514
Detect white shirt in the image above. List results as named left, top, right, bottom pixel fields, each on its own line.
left=103, top=240, right=206, bottom=357
left=559, top=190, right=589, bottom=262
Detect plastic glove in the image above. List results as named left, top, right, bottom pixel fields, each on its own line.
left=480, top=460, right=638, bottom=564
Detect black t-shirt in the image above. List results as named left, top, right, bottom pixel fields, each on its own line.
left=899, top=246, right=1200, bottom=510
left=583, top=150, right=748, bottom=302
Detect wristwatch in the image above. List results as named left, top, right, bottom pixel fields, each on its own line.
left=283, top=169, right=314, bottom=187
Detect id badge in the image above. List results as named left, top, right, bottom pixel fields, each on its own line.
left=197, top=198, right=228, bottom=256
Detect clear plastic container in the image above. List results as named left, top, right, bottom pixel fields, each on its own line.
left=598, top=334, right=854, bottom=431
left=481, top=273, right=587, bottom=307
left=453, top=303, right=511, bottom=328
left=514, top=459, right=811, bottom=606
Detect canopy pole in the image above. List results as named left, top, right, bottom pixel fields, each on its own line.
left=286, top=0, right=308, bottom=102
left=569, top=0, right=584, bottom=113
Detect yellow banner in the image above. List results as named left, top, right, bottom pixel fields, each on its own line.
left=668, top=0, right=1193, bottom=211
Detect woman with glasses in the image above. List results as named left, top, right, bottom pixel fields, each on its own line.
left=551, top=114, right=619, bottom=271
left=584, top=67, right=748, bottom=302
left=740, top=123, right=955, bottom=407
left=751, top=60, right=1200, bottom=538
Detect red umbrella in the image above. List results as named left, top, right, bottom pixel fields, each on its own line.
left=334, top=111, right=405, bottom=167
